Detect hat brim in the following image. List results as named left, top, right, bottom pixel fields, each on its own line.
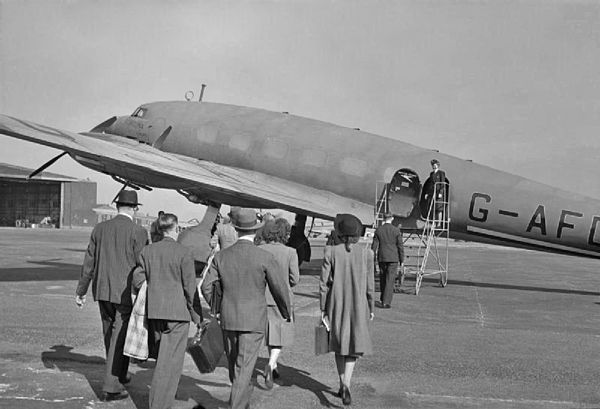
left=115, top=201, right=142, bottom=206
left=234, top=220, right=264, bottom=231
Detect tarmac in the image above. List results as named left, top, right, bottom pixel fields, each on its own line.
left=0, top=227, right=599, bottom=408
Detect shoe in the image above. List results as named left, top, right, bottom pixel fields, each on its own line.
left=272, top=368, right=280, bottom=379
left=100, top=391, right=129, bottom=401
left=264, top=365, right=274, bottom=390
left=119, top=374, right=132, bottom=384
left=341, top=385, right=351, bottom=405
left=383, top=304, right=391, bottom=309
left=375, top=301, right=385, bottom=309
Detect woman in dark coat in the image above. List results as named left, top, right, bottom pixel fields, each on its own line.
left=319, top=213, right=374, bottom=406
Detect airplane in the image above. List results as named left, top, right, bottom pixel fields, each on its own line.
left=1, top=98, right=599, bottom=261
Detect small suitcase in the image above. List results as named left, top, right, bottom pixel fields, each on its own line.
left=314, top=324, right=330, bottom=355
left=187, top=318, right=224, bottom=373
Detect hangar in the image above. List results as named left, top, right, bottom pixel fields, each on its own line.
left=0, top=163, right=97, bottom=228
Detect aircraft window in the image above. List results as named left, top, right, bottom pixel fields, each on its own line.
left=229, top=134, right=251, bottom=151
left=131, top=107, right=147, bottom=118
left=301, top=149, right=326, bottom=167
left=264, top=138, right=288, bottom=159
left=340, top=157, right=367, bottom=177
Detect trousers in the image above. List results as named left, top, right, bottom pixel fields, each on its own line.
left=99, top=301, right=132, bottom=393
left=149, top=320, right=190, bottom=409
left=223, top=330, right=264, bottom=409
left=378, top=262, right=398, bottom=305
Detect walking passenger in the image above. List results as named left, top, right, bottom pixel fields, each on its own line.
left=202, top=207, right=291, bottom=409
left=132, top=213, right=202, bottom=409
left=258, top=218, right=300, bottom=388
left=320, top=213, right=374, bottom=406
left=210, top=212, right=238, bottom=251
left=149, top=210, right=165, bottom=243
left=372, top=212, right=404, bottom=308
left=75, top=190, right=148, bottom=401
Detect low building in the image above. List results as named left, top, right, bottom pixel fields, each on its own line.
left=0, top=163, right=97, bottom=228
left=93, top=204, right=155, bottom=230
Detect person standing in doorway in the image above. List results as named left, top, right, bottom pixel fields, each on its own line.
left=425, top=159, right=447, bottom=226
left=75, top=190, right=148, bottom=401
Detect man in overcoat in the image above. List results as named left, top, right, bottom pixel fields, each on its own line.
left=75, top=190, right=149, bottom=401
left=202, top=207, right=291, bottom=409
left=371, top=212, right=404, bottom=308
left=132, top=213, right=202, bottom=409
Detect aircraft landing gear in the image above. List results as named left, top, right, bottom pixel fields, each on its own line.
left=439, top=269, right=448, bottom=287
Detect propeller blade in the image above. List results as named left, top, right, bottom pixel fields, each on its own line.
left=27, top=152, right=68, bottom=179
left=111, top=184, right=128, bottom=204
left=89, top=116, right=117, bottom=133
left=152, top=126, right=172, bottom=149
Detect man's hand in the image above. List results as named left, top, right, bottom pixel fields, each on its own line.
left=75, top=295, right=86, bottom=308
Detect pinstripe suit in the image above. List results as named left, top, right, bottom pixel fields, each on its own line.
left=202, top=239, right=291, bottom=409
left=76, top=213, right=148, bottom=393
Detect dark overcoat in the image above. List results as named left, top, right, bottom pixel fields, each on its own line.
left=320, top=243, right=374, bottom=356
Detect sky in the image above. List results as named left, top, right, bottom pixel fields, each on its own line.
left=1, top=0, right=600, bottom=221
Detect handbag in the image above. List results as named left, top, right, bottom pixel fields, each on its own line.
left=314, top=323, right=330, bottom=355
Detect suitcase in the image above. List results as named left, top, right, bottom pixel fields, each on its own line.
left=314, top=324, right=330, bottom=355
left=187, top=318, right=224, bottom=373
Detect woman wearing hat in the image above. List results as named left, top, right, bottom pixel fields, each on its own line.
left=257, top=217, right=300, bottom=389
left=319, top=213, right=374, bottom=406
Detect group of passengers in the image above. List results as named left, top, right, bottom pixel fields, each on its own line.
left=74, top=159, right=447, bottom=408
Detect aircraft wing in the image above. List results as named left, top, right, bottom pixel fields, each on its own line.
left=0, top=114, right=372, bottom=221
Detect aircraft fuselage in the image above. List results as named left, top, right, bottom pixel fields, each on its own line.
left=96, top=101, right=600, bottom=258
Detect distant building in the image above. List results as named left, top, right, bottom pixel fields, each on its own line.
left=0, top=163, right=97, bottom=228
left=93, top=204, right=155, bottom=230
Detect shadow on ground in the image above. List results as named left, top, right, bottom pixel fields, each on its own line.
left=40, top=344, right=229, bottom=409
left=255, top=357, right=341, bottom=408
left=0, top=261, right=80, bottom=281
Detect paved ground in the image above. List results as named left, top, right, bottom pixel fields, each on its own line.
left=0, top=227, right=599, bottom=408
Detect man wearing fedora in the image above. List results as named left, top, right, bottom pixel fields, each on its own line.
left=75, top=190, right=149, bottom=401
left=202, top=207, right=291, bottom=409
left=371, top=212, right=404, bottom=308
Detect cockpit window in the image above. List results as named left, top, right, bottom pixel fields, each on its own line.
left=131, top=107, right=147, bottom=118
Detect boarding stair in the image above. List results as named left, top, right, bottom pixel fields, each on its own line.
left=374, top=180, right=450, bottom=295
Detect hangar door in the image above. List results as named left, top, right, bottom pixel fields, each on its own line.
left=0, top=180, right=61, bottom=227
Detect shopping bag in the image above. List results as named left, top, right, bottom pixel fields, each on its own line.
left=187, top=318, right=224, bottom=373
left=314, top=324, right=330, bottom=355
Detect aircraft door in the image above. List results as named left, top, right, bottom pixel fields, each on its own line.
left=387, top=168, right=421, bottom=218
